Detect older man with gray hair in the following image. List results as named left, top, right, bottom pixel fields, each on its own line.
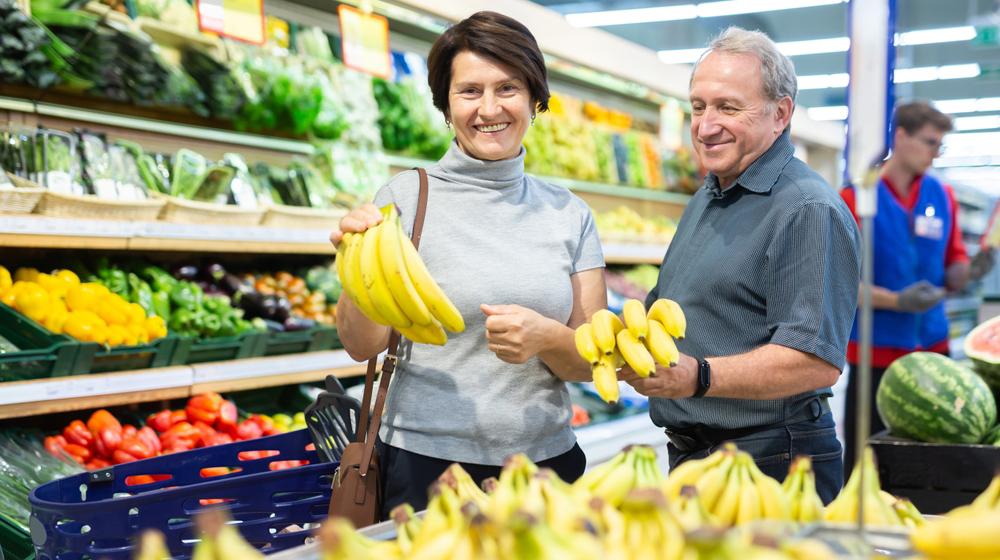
left=620, top=27, right=861, bottom=501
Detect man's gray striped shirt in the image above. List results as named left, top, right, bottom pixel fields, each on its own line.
left=646, top=130, right=861, bottom=431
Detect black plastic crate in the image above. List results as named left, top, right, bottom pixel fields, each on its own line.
left=260, top=326, right=339, bottom=357
left=172, top=331, right=268, bottom=365
left=870, top=431, right=1000, bottom=514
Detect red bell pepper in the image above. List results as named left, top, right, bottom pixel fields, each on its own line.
left=186, top=392, right=223, bottom=425
left=248, top=415, right=278, bottom=436
left=44, top=435, right=65, bottom=457
left=85, top=458, right=111, bottom=471
left=122, top=424, right=137, bottom=440
left=170, top=410, right=187, bottom=425
left=93, top=427, right=122, bottom=459
left=87, top=410, right=123, bottom=457
left=126, top=475, right=156, bottom=486
left=147, top=410, right=173, bottom=433
left=137, top=426, right=161, bottom=455
left=199, top=467, right=232, bottom=478
left=62, top=443, right=91, bottom=464
left=216, top=400, right=238, bottom=432
left=112, top=437, right=154, bottom=464
left=235, top=420, right=263, bottom=441
left=202, top=432, right=233, bottom=447
left=62, top=420, right=93, bottom=448
left=160, top=422, right=199, bottom=452
left=269, top=460, right=308, bottom=471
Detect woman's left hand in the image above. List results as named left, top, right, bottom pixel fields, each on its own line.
left=481, top=304, right=553, bottom=364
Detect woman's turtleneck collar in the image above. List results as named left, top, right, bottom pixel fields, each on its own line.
left=430, top=139, right=526, bottom=190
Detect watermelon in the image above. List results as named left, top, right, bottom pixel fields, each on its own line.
left=876, top=352, right=997, bottom=444
left=965, top=315, right=1000, bottom=396
left=985, top=424, right=1000, bottom=446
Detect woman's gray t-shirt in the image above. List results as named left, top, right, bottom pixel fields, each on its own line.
left=372, top=142, right=604, bottom=465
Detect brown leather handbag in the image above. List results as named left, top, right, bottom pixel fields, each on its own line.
left=328, top=168, right=430, bottom=527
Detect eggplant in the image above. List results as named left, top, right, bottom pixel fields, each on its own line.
left=260, top=318, right=285, bottom=332
left=174, top=264, right=199, bottom=280
left=283, top=316, right=316, bottom=332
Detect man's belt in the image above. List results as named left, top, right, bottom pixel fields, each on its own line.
left=665, top=397, right=830, bottom=453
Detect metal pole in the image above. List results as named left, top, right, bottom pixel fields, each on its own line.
left=846, top=0, right=895, bottom=536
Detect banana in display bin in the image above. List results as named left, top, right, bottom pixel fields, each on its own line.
left=336, top=204, right=465, bottom=344
left=575, top=298, right=686, bottom=403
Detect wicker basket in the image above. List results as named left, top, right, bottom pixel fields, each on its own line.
left=261, top=204, right=347, bottom=229
left=157, top=195, right=265, bottom=226
left=0, top=174, right=45, bottom=214
left=34, top=190, right=166, bottom=221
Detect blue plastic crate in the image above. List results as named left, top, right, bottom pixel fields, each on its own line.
left=28, top=430, right=335, bottom=560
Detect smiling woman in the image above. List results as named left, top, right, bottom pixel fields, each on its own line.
left=328, top=11, right=609, bottom=520
left=425, top=11, right=551, bottom=161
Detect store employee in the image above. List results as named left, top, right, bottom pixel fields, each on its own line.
left=839, top=101, right=996, bottom=472
left=619, top=27, right=861, bottom=503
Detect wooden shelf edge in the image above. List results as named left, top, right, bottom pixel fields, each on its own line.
left=0, top=386, right=191, bottom=420
left=0, top=352, right=365, bottom=420
left=191, top=363, right=367, bottom=394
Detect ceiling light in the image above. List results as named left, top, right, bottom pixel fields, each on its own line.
left=933, top=98, right=979, bottom=114
left=896, top=26, right=976, bottom=46
left=696, top=0, right=846, bottom=18
left=778, top=37, right=851, bottom=56
left=565, top=4, right=696, bottom=27
left=894, top=66, right=940, bottom=83
left=566, top=0, right=844, bottom=27
left=657, top=48, right=706, bottom=65
left=936, top=63, right=981, bottom=80
left=798, top=73, right=850, bottom=90
left=807, top=105, right=849, bottom=121
left=954, top=115, right=1000, bottom=132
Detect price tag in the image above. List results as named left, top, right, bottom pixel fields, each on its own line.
left=338, top=5, right=391, bottom=79
left=197, top=0, right=264, bottom=44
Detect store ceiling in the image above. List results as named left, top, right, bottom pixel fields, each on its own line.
left=532, top=0, right=1000, bottom=141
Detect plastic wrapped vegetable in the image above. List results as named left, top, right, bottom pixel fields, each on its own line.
left=170, top=148, right=207, bottom=199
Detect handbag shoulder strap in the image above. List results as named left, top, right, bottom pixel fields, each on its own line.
left=356, top=168, right=429, bottom=473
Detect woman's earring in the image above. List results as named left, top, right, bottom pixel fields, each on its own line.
left=444, top=118, right=451, bottom=129
left=531, top=114, right=536, bottom=126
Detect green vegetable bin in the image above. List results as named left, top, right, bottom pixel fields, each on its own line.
left=259, top=325, right=340, bottom=357
left=0, top=303, right=84, bottom=381
left=171, top=331, right=268, bottom=365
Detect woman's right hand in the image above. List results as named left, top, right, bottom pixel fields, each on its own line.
left=329, top=203, right=384, bottom=247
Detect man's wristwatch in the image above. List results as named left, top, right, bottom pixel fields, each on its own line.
left=692, top=358, right=711, bottom=398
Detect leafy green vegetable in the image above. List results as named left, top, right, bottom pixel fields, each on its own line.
left=0, top=0, right=59, bottom=88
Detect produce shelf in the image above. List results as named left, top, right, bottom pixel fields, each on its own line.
left=0, top=215, right=666, bottom=263
left=0, top=350, right=365, bottom=420
left=383, top=153, right=694, bottom=207
left=0, top=215, right=335, bottom=255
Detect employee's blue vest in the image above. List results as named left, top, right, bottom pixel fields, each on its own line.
left=849, top=175, right=951, bottom=351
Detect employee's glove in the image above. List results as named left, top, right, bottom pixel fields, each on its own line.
left=897, top=280, right=946, bottom=313
left=970, top=248, right=997, bottom=281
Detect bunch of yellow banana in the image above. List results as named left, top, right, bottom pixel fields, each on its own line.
left=574, top=298, right=686, bottom=403
left=672, top=485, right=720, bottom=531
left=189, top=508, right=265, bottom=560
left=319, top=517, right=402, bottom=560
left=610, top=489, right=686, bottom=560
left=133, top=530, right=170, bottom=560
left=823, top=446, right=918, bottom=526
left=685, top=527, right=837, bottom=560
left=509, top=511, right=603, bottom=560
left=438, top=463, right=489, bottom=510
left=910, top=472, right=1000, bottom=558
left=336, top=204, right=465, bottom=345
left=663, top=443, right=788, bottom=526
left=780, top=456, right=825, bottom=523
left=572, top=444, right=664, bottom=507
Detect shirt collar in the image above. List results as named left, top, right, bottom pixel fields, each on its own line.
left=704, top=129, right=795, bottom=199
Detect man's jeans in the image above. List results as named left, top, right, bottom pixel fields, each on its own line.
left=666, top=412, right=844, bottom=504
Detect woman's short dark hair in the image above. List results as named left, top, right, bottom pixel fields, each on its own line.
left=426, top=11, right=550, bottom=116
